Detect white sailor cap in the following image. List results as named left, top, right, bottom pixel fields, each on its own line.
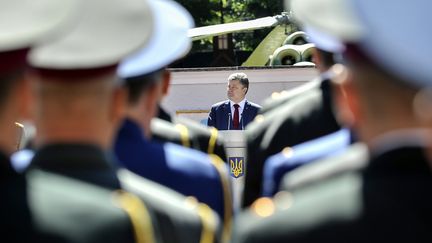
left=290, top=0, right=432, bottom=88
left=118, top=0, right=194, bottom=79
left=0, top=0, right=79, bottom=74
left=303, top=25, right=345, bottom=54
left=28, top=0, right=154, bottom=71
left=0, top=0, right=79, bottom=52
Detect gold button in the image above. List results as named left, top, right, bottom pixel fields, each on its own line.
left=254, top=115, right=264, bottom=123
left=282, top=147, right=294, bottom=158
left=184, top=196, right=199, bottom=210
left=251, top=197, right=275, bottom=218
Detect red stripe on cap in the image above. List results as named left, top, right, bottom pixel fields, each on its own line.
left=32, top=64, right=118, bottom=81
left=0, top=49, right=29, bottom=75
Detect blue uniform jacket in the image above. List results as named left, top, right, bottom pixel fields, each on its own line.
left=207, top=100, right=260, bottom=130
left=115, top=119, right=228, bottom=219
left=262, top=129, right=352, bottom=197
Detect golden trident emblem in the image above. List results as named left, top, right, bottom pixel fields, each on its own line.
left=229, top=157, right=244, bottom=178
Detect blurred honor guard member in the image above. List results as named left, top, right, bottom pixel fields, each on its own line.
left=24, top=0, right=219, bottom=242
left=242, top=28, right=342, bottom=207
left=120, top=0, right=228, bottom=162
left=207, top=73, right=261, bottom=130
left=115, top=0, right=232, bottom=230
left=0, top=0, right=79, bottom=241
left=232, top=0, right=432, bottom=242
left=259, top=27, right=353, bottom=198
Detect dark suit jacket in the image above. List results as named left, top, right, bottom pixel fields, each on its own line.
left=242, top=77, right=341, bottom=207
left=233, top=145, right=432, bottom=243
left=207, top=100, right=260, bottom=130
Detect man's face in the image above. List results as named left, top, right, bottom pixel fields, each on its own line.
left=227, top=79, right=246, bottom=102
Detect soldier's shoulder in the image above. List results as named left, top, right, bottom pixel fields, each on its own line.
left=233, top=166, right=365, bottom=243
left=26, top=169, right=135, bottom=242
left=174, top=116, right=213, bottom=138
left=153, top=117, right=228, bottom=161
left=262, top=129, right=352, bottom=196
left=245, top=83, right=327, bottom=142
left=151, top=117, right=177, bottom=134
left=260, top=79, right=322, bottom=114
left=163, top=142, right=219, bottom=171
left=281, top=143, right=368, bottom=191
left=151, top=118, right=183, bottom=143
left=266, top=129, right=351, bottom=169
left=117, top=169, right=220, bottom=243
left=152, top=116, right=213, bottom=141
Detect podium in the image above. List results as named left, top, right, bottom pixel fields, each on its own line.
left=219, top=130, right=246, bottom=212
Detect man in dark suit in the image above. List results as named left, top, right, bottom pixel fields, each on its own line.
left=23, top=0, right=219, bottom=242
left=207, top=72, right=261, bottom=130
left=232, top=0, right=432, bottom=242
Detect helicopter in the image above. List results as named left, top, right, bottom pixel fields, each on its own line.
left=187, top=12, right=316, bottom=67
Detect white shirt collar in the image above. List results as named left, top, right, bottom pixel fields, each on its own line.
left=230, top=98, right=246, bottom=109
left=229, top=98, right=247, bottom=119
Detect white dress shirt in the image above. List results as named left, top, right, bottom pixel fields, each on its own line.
left=229, top=98, right=246, bottom=119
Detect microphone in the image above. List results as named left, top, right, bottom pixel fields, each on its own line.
left=228, top=112, right=231, bottom=130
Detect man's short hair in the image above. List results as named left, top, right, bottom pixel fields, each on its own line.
left=124, top=68, right=164, bottom=104
left=228, top=72, right=249, bottom=93
left=0, top=70, right=24, bottom=110
left=316, top=48, right=336, bottom=69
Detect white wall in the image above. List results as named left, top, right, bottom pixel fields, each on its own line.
left=162, top=66, right=318, bottom=122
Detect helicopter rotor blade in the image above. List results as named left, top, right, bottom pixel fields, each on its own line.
left=188, top=16, right=279, bottom=41
left=242, top=25, right=293, bottom=66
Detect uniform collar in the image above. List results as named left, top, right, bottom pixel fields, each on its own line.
left=0, top=150, right=19, bottom=182
left=120, top=118, right=148, bottom=141
left=366, top=129, right=432, bottom=175
left=29, top=143, right=121, bottom=189
left=366, top=145, right=431, bottom=177
left=31, top=143, right=117, bottom=172
left=369, top=128, right=429, bottom=158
